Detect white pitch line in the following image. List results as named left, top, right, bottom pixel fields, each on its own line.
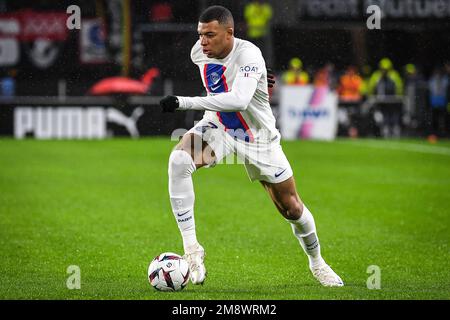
left=337, top=139, right=450, bottom=156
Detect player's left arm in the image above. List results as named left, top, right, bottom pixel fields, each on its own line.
left=160, top=49, right=265, bottom=113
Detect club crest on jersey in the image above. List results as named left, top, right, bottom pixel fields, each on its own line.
left=210, top=72, right=220, bottom=85
left=204, top=64, right=228, bottom=93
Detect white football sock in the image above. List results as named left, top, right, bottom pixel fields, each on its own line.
left=288, top=204, right=324, bottom=268
left=168, top=150, right=198, bottom=253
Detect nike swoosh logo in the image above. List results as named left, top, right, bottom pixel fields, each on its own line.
left=275, top=168, right=287, bottom=178
left=211, top=85, right=220, bottom=91
left=177, top=210, right=190, bottom=217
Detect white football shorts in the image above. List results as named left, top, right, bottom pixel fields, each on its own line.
left=187, top=117, right=293, bottom=184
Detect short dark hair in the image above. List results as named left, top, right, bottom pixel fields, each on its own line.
left=199, top=5, right=234, bottom=27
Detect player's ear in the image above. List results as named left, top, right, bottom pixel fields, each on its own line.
left=226, top=27, right=234, bottom=37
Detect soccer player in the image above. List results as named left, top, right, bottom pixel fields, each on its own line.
left=159, top=5, right=343, bottom=287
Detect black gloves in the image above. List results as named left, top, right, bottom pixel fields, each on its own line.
left=267, top=67, right=275, bottom=88
left=160, top=95, right=179, bottom=113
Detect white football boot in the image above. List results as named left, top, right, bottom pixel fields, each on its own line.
left=183, top=244, right=207, bottom=285
left=310, top=261, right=344, bottom=287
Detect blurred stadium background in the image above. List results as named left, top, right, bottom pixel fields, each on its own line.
left=0, top=0, right=449, bottom=300
left=0, top=0, right=449, bottom=139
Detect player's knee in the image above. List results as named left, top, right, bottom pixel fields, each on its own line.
left=168, top=150, right=196, bottom=179
left=283, top=196, right=303, bottom=220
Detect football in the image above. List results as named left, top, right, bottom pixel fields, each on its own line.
left=148, top=252, right=190, bottom=291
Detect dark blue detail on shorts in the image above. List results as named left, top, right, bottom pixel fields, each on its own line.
left=275, top=168, right=287, bottom=178
left=195, top=121, right=218, bottom=133
left=218, top=112, right=252, bottom=142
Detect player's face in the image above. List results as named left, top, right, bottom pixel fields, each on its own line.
left=197, top=21, right=233, bottom=59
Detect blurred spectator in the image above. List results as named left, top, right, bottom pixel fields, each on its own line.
left=326, top=63, right=338, bottom=89
left=244, top=0, right=272, bottom=39
left=428, top=66, right=449, bottom=138
left=244, top=0, right=272, bottom=56
left=313, top=67, right=328, bottom=88
left=360, top=64, right=372, bottom=97
left=150, top=2, right=173, bottom=23
left=314, top=63, right=337, bottom=89
left=368, top=58, right=403, bottom=96
left=368, top=58, right=404, bottom=137
left=404, top=64, right=417, bottom=80
left=337, top=66, right=364, bottom=138
left=338, top=66, right=363, bottom=102
left=282, top=57, right=309, bottom=85
left=403, top=63, right=427, bottom=133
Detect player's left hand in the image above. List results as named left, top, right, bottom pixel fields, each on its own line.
left=267, top=68, right=275, bottom=88
left=160, top=95, right=179, bottom=113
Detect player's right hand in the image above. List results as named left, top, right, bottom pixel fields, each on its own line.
left=160, top=95, right=179, bottom=113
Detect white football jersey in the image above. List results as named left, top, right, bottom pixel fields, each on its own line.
left=190, top=37, right=279, bottom=142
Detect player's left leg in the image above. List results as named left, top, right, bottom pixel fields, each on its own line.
left=260, top=177, right=344, bottom=287
left=238, top=135, right=343, bottom=287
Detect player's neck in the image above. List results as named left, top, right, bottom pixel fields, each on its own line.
left=217, top=37, right=235, bottom=60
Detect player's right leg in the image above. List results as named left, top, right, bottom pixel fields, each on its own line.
left=168, top=132, right=215, bottom=285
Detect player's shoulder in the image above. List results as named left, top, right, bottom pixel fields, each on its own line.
left=234, top=38, right=264, bottom=62
left=235, top=38, right=263, bottom=55
left=190, top=40, right=202, bottom=64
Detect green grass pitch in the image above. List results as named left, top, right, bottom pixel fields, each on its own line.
left=0, top=138, right=449, bottom=300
